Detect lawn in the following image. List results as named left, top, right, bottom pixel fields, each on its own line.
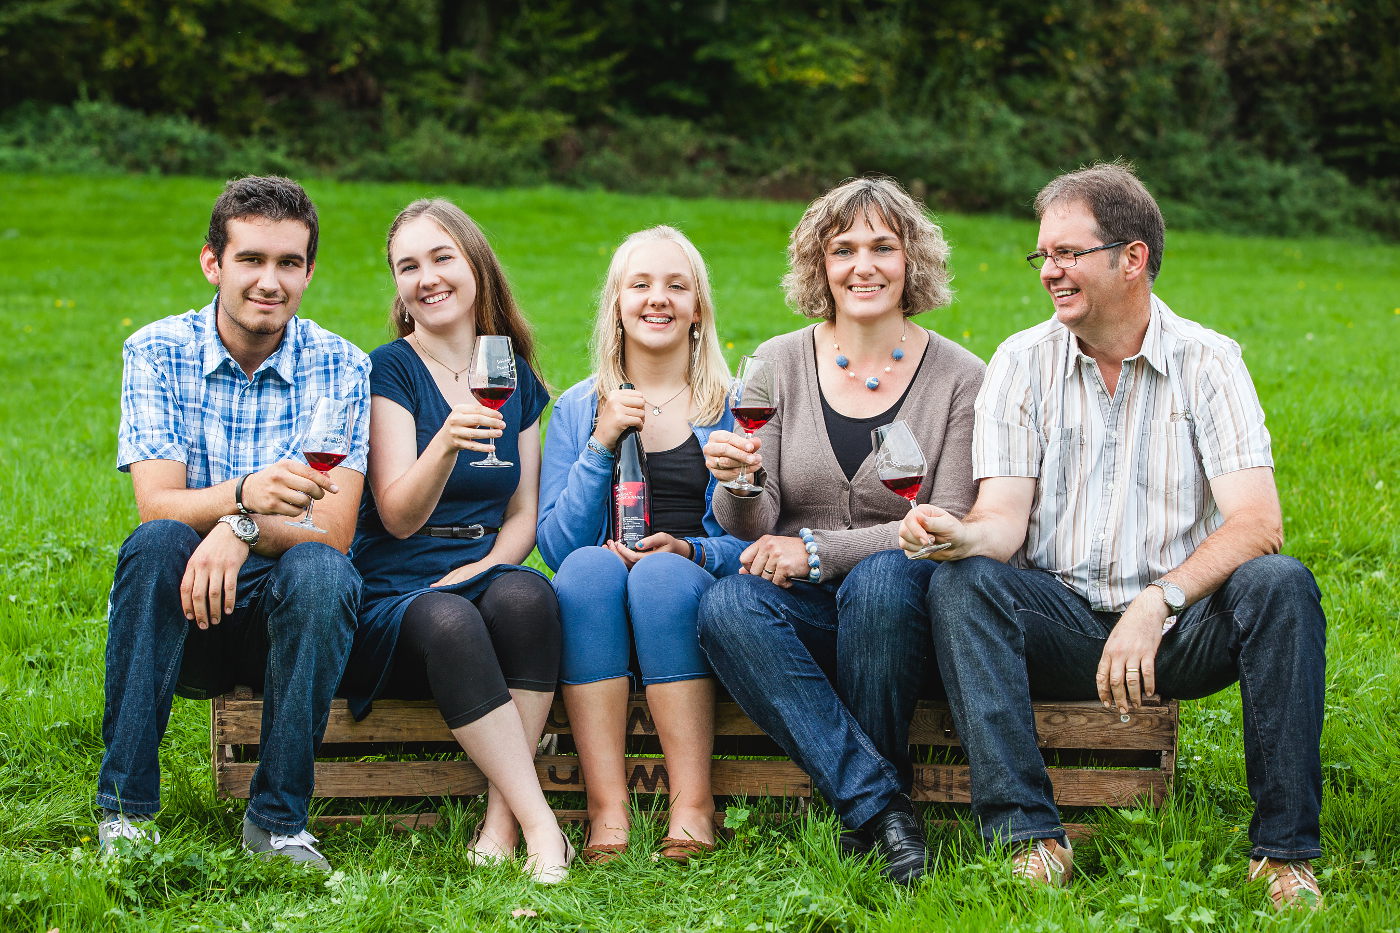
left=0, top=173, right=1396, bottom=931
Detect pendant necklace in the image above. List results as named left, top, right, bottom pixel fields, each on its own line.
left=641, top=383, right=690, bottom=416
left=832, top=322, right=908, bottom=390
left=412, top=333, right=470, bottom=381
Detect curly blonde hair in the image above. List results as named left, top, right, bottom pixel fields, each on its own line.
left=783, top=176, right=953, bottom=321
left=591, top=226, right=729, bottom=426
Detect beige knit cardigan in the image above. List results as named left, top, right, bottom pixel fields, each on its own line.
left=713, top=323, right=984, bottom=580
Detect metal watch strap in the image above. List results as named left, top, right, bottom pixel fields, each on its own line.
left=1147, top=578, right=1186, bottom=614
left=235, top=473, right=252, bottom=515
left=218, top=514, right=259, bottom=547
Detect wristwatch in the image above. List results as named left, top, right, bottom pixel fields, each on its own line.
left=217, top=514, right=260, bottom=548
left=1146, top=578, right=1186, bottom=615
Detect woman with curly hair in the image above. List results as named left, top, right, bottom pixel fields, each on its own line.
left=697, top=176, right=984, bottom=884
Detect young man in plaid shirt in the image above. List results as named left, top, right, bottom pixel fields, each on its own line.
left=96, top=176, right=370, bottom=870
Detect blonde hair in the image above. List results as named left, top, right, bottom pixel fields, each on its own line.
left=590, top=226, right=729, bottom=426
left=783, top=176, right=953, bottom=320
left=385, top=198, right=544, bottom=382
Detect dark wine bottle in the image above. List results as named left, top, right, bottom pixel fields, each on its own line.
left=611, top=383, right=651, bottom=548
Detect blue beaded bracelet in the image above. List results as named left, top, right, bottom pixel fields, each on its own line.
left=586, top=437, right=614, bottom=459
left=799, top=527, right=821, bottom=583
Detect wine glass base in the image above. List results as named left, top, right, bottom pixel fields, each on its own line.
left=718, top=478, right=761, bottom=493
left=906, top=542, right=951, bottom=560
left=285, top=518, right=328, bottom=534
left=470, top=458, right=514, bottom=468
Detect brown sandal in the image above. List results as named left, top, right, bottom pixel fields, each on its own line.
left=655, top=837, right=715, bottom=864
left=581, top=840, right=628, bottom=864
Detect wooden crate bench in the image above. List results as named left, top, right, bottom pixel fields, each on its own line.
left=211, top=687, right=1177, bottom=821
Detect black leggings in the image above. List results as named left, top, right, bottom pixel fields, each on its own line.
left=382, top=570, right=560, bottom=729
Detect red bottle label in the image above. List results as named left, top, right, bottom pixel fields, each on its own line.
left=613, top=481, right=649, bottom=547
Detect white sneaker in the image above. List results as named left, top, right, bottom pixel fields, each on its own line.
left=241, top=816, right=331, bottom=871
left=97, top=812, right=160, bottom=854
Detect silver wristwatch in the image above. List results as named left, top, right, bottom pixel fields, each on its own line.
left=1147, top=578, right=1186, bottom=615
left=217, top=513, right=260, bottom=547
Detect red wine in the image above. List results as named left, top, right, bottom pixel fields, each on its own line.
left=472, top=385, right=515, bottom=410
left=881, top=474, right=922, bottom=502
left=305, top=451, right=347, bottom=473
left=611, top=384, right=651, bottom=548
left=731, top=405, right=776, bottom=433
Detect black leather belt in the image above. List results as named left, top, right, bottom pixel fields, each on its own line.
left=414, top=524, right=499, bottom=539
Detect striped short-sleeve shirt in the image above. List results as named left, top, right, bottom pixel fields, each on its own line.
left=117, top=299, right=371, bottom=489
left=972, top=296, right=1273, bottom=612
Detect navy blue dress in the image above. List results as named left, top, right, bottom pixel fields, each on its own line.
left=342, top=338, right=549, bottom=719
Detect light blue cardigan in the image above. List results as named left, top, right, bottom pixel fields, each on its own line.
left=537, top=376, right=748, bottom=576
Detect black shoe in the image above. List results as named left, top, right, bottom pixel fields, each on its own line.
left=838, top=826, right=874, bottom=857
left=865, top=803, right=930, bottom=884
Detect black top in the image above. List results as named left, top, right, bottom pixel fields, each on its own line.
left=646, top=433, right=709, bottom=538
left=818, top=346, right=929, bottom=481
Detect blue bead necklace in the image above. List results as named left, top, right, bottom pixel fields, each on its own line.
left=833, top=323, right=908, bottom=390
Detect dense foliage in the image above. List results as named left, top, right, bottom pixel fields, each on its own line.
left=1, top=0, right=1396, bottom=236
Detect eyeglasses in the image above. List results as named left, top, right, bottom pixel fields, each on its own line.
left=1025, top=241, right=1127, bottom=270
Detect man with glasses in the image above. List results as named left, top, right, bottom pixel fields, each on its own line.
left=900, top=162, right=1325, bottom=910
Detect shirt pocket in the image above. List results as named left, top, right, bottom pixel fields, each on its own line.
left=1139, top=420, right=1206, bottom=540
left=1039, top=427, right=1082, bottom=500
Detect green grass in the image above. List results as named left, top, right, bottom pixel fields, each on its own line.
left=1, top=174, right=1396, bottom=931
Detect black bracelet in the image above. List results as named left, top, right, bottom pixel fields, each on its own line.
left=235, top=473, right=253, bottom=515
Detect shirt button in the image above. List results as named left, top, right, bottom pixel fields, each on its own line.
left=1096, top=533, right=1106, bottom=541
left=1109, top=430, right=1119, bottom=439
left=1105, top=482, right=1115, bottom=491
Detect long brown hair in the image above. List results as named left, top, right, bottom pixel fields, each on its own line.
left=385, top=198, right=544, bottom=381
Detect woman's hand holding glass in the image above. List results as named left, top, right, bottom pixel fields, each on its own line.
left=435, top=402, right=505, bottom=455
left=738, top=534, right=810, bottom=588
left=702, top=430, right=763, bottom=487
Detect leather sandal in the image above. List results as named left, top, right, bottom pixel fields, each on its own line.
left=655, top=837, right=715, bottom=864
left=582, top=840, right=629, bottom=864
left=1249, top=858, right=1322, bottom=911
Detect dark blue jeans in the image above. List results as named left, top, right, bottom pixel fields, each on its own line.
left=699, top=549, right=939, bottom=829
left=97, top=520, right=360, bottom=834
left=928, top=554, right=1325, bottom=860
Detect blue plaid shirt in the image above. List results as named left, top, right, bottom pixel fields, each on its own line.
left=117, top=298, right=371, bottom=488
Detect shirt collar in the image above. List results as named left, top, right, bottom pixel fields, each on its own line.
left=1059, top=294, right=1171, bottom=379
left=198, top=293, right=300, bottom=384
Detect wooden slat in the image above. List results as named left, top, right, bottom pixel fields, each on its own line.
left=911, top=763, right=1166, bottom=807
left=217, top=695, right=1176, bottom=751
left=218, top=755, right=814, bottom=800
left=908, top=700, right=1177, bottom=750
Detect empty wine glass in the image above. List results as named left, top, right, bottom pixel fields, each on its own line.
left=286, top=397, right=353, bottom=533
left=720, top=356, right=778, bottom=493
left=468, top=335, right=516, bottom=468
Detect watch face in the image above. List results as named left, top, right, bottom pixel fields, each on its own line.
left=235, top=517, right=257, bottom=536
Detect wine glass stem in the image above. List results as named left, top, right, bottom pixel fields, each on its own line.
left=304, top=497, right=315, bottom=524
left=735, top=431, right=752, bottom=484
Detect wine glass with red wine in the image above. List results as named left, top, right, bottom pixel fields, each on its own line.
left=720, top=355, right=778, bottom=493
left=468, top=334, right=516, bottom=469
left=871, top=420, right=949, bottom=558
left=286, top=396, right=353, bottom=533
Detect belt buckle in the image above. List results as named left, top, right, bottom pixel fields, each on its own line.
left=461, top=524, right=484, bottom=539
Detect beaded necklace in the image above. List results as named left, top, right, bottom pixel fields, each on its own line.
left=832, top=322, right=908, bottom=390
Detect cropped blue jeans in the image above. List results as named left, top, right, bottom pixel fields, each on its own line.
left=927, top=554, right=1325, bottom=860
left=553, top=547, right=715, bottom=686
left=699, top=549, right=940, bottom=829
left=97, top=519, right=359, bottom=834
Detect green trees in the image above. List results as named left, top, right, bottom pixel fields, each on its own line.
left=1, top=0, right=1393, bottom=235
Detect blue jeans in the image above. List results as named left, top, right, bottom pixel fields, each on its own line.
left=699, top=549, right=939, bottom=828
left=97, top=520, right=360, bottom=834
left=554, top=547, right=713, bottom=685
left=928, top=555, right=1325, bottom=860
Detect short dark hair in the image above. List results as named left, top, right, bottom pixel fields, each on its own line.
left=206, top=175, right=319, bottom=265
left=1034, top=161, right=1165, bottom=283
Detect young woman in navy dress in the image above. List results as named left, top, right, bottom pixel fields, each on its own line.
left=342, top=199, right=570, bottom=882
